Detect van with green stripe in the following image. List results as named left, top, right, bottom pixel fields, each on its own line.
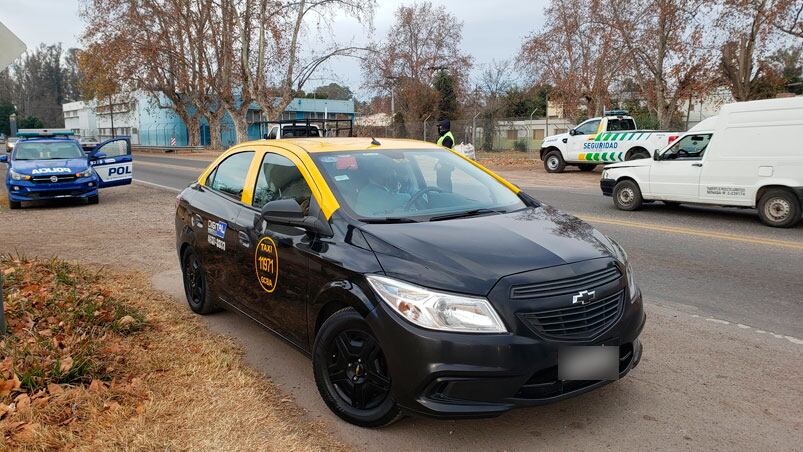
left=539, top=111, right=680, bottom=173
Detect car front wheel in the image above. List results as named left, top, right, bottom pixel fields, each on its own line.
left=313, top=307, right=400, bottom=428
left=181, top=247, right=219, bottom=314
left=543, top=150, right=566, bottom=173
left=8, top=198, right=21, bottom=209
left=613, top=180, right=644, bottom=211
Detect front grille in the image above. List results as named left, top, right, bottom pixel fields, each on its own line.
left=32, top=175, right=76, bottom=183
left=517, top=289, right=624, bottom=341
left=510, top=266, right=621, bottom=299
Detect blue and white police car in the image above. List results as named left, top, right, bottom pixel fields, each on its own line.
left=1, top=129, right=133, bottom=209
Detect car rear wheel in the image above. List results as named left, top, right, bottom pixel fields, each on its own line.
left=543, top=150, right=566, bottom=173
left=181, top=247, right=219, bottom=314
left=578, top=164, right=597, bottom=172
left=613, top=180, right=644, bottom=211
left=8, top=199, right=21, bottom=209
left=313, top=307, right=401, bottom=428
left=757, top=189, right=801, bottom=228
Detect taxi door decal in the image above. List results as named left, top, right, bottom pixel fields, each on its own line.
left=255, top=236, right=279, bottom=293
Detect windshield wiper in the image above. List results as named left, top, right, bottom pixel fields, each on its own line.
left=361, top=217, right=420, bottom=224
left=428, top=208, right=503, bottom=222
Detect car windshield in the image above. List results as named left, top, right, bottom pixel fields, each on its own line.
left=311, top=149, right=527, bottom=221
left=13, top=141, right=84, bottom=160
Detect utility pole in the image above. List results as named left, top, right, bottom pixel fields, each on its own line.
left=108, top=95, right=115, bottom=138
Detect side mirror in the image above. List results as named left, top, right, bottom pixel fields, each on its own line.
left=260, top=199, right=332, bottom=236
left=92, top=151, right=107, bottom=160
left=0, top=155, right=7, bottom=163
left=653, top=150, right=660, bottom=161
left=568, top=129, right=577, bottom=136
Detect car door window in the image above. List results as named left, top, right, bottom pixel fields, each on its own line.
left=95, top=139, right=129, bottom=157
left=252, top=152, right=312, bottom=214
left=660, top=134, right=711, bottom=160
left=575, top=120, right=600, bottom=135
left=206, top=151, right=254, bottom=199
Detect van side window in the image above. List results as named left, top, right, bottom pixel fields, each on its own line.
left=252, top=153, right=312, bottom=214
left=661, top=134, right=712, bottom=160
left=575, top=120, right=600, bottom=135
left=207, top=151, right=255, bottom=199
left=607, top=118, right=636, bottom=131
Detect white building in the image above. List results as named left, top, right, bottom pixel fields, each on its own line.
left=62, top=101, right=98, bottom=139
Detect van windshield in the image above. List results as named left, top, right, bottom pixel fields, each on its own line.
left=311, top=149, right=526, bottom=221
left=13, top=141, right=85, bottom=160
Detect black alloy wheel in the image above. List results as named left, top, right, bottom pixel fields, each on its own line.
left=181, top=248, right=218, bottom=314
left=313, top=308, right=400, bottom=427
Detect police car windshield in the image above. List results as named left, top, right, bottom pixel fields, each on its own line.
left=13, top=141, right=84, bottom=160
left=311, top=149, right=526, bottom=221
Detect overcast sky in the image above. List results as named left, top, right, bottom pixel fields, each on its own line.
left=0, top=0, right=547, bottom=98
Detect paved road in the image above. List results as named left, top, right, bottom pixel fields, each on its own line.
left=134, top=153, right=803, bottom=338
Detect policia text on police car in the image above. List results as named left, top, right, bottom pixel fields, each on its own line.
left=174, top=136, right=644, bottom=427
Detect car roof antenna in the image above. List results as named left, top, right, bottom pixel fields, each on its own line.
left=370, top=137, right=381, bottom=146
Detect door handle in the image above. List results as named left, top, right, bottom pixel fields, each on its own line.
left=692, top=163, right=703, bottom=167
left=238, top=231, right=251, bottom=248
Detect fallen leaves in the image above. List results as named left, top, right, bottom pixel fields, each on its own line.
left=58, top=357, right=74, bottom=374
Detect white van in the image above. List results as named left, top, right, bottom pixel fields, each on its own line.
left=600, top=97, right=803, bottom=227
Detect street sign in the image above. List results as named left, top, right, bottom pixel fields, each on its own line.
left=0, top=20, right=26, bottom=69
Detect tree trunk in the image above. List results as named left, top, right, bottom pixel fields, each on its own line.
left=186, top=115, right=201, bottom=146
left=207, top=110, right=224, bottom=150
left=227, top=107, right=250, bottom=143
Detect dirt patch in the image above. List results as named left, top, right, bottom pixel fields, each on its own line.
left=0, top=257, right=349, bottom=451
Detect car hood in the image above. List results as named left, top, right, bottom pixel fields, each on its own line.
left=605, top=159, right=653, bottom=170
left=359, top=205, right=617, bottom=295
left=11, top=158, right=89, bottom=175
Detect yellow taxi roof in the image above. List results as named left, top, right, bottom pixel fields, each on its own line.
left=237, top=137, right=442, bottom=154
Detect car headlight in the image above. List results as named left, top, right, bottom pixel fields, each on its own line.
left=602, top=169, right=609, bottom=179
left=366, top=275, right=507, bottom=333
left=606, top=238, right=639, bottom=302
left=9, top=169, right=31, bottom=181
left=76, top=168, right=94, bottom=178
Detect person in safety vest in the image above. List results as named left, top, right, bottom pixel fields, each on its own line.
left=435, top=117, right=455, bottom=191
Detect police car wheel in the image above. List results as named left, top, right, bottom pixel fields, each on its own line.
left=613, top=180, right=644, bottom=211
left=88, top=195, right=99, bottom=205
left=8, top=200, right=21, bottom=209
left=543, top=150, right=565, bottom=173
left=758, top=189, right=801, bottom=228
left=181, top=247, right=218, bottom=314
left=313, top=308, right=401, bottom=428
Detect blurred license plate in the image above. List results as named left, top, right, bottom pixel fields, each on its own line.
left=558, top=346, right=619, bottom=381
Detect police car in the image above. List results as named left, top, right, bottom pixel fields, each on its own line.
left=175, top=137, right=645, bottom=427
left=1, top=129, right=133, bottom=209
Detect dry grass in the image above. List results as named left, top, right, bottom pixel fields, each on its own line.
left=0, top=257, right=350, bottom=451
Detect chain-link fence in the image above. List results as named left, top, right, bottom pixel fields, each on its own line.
left=356, top=116, right=576, bottom=156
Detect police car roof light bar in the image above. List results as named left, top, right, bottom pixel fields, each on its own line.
left=17, top=129, right=76, bottom=138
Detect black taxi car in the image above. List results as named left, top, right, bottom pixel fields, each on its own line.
left=174, top=138, right=645, bottom=427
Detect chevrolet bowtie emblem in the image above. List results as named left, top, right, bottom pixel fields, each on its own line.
left=572, top=290, right=596, bottom=305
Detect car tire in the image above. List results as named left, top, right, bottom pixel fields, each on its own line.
left=578, top=164, right=597, bottom=172
left=613, top=180, right=644, bottom=211
left=181, top=247, right=220, bottom=314
left=8, top=199, right=21, bottom=209
left=313, top=307, right=401, bottom=428
left=88, top=195, right=99, bottom=205
left=543, top=150, right=566, bottom=173
left=757, top=189, right=801, bottom=228
left=627, top=148, right=650, bottom=160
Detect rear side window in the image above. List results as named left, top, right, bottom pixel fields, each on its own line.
left=206, top=151, right=254, bottom=199
left=607, top=118, right=636, bottom=131
left=252, top=153, right=312, bottom=213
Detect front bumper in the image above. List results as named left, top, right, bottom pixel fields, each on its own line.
left=601, top=178, right=616, bottom=196
left=366, top=291, right=645, bottom=419
left=6, top=177, right=99, bottom=202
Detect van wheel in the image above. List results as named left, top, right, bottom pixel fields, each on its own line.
left=758, top=189, right=801, bottom=228
left=578, top=164, right=597, bottom=172
left=543, top=151, right=566, bottom=173
left=9, top=199, right=21, bottom=209
left=613, top=180, right=644, bottom=211
left=313, top=308, right=401, bottom=428
left=181, top=247, right=220, bottom=314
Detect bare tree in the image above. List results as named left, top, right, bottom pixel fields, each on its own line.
left=602, top=0, right=716, bottom=128
left=773, top=0, right=803, bottom=37
left=362, top=1, right=472, bottom=131
left=518, top=0, right=620, bottom=119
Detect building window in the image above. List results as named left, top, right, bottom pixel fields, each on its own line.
left=533, top=129, right=545, bottom=140
left=506, top=129, right=518, bottom=140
